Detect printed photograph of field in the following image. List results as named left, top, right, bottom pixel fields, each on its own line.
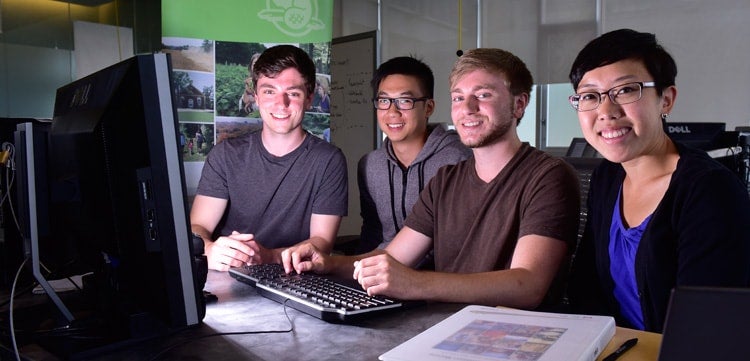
left=162, top=37, right=214, bottom=73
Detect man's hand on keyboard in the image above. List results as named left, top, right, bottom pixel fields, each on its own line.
left=281, top=242, right=331, bottom=275
left=353, top=253, right=419, bottom=299
left=206, top=232, right=256, bottom=271
left=240, top=235, right=279, bottom=265
left=206, top=231, right=280, bottom=271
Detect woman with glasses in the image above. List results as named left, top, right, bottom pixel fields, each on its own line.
left=566, top=29, right=750, bottom=333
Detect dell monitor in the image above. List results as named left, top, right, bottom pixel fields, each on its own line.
left=17, top=53, right=206, bottom=357
left=664, top=122, right=734, bottom=153
left=665, top=122, right=745, bottom=181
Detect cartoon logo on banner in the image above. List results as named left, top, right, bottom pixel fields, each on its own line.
left=258, top=0, right=326, bottom=37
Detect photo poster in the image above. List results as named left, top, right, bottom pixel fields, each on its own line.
left=161, top=0, right=333, bottom=168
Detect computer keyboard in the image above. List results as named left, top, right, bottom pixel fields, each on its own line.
left=228, top=263, right=411, bottom=322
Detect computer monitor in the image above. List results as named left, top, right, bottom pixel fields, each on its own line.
left=565, top=138, right=600, bottom=158
left=14, top=121, right=78, bottom=324
left=16, top=53, right=206, bottom=356
left=664, top=122, right=746, bottom=181
left=664, top=122, right=731, bottom=152
left=737, top=127, right=750, bottom=189
left=0, top=118, right=44, bottom=288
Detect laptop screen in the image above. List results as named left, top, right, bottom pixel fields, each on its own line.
left=658, top=286, right=750, bottom=361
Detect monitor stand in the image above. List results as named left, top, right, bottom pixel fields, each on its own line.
left=19, top=122, right=74, bottom=323
left=29, top=235, right=75, bottom=323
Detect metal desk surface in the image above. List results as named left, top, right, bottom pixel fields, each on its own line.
left=10, top=270, right=660, bottom=360
left=98, top=270, right=466, bottom=361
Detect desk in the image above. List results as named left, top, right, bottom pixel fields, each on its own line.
left=598, top=327, right=662, bottom=361
left=11, top=270, right=662, bottom=360
left=80, top=270, right=469, bottom=360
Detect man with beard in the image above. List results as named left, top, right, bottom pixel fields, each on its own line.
left=282, top=48, right=580, bottom=310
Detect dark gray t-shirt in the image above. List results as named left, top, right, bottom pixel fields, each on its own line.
left=196, top=130, right=348, bottom=249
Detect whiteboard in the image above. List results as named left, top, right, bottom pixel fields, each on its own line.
left=330, top=31, right=377, bottom=236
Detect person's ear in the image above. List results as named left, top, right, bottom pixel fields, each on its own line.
left=513, top=93, right=529, bottom=120
left=661, top=85, right=677, bottom=115
left=425, top=98, right=436, bottom=118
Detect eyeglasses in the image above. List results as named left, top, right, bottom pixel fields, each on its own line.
left=372, top=97, right=429, bottom=110
left=569, top=81, right=656, bottom=112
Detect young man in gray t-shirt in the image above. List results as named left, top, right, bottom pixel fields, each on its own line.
left=191, top=45, right=347, bottom=272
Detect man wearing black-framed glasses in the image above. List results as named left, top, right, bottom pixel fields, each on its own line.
left=372, top=96, right=429, bottom=111
left=357, top=56, right=471, bottom=256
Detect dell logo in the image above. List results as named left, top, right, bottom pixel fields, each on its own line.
left=69, top=83, right=92, bottom=108
left=668, top=125, right=691, bottom=134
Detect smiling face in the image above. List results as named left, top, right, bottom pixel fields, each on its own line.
left=255, top=67, right=313, bottom=137
left=575, top=59, right=676, bottom=163
left=450, top=69, right=527, bottom=148
left=376, top=74, right=434, bottom=144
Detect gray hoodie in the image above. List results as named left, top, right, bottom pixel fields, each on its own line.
left=357, top=124, right=472, bottom=252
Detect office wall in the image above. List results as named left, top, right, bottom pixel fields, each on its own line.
left=334, top=0, right=477, bottom=132
left=334, top=0, right=750, bottom=137
left=2, top=1, right=748, bottom=130
left=5, top=1, right=747, bottom=134
left=0, top=43, right=71, bottom=118
left=0, top=0, right=160, bottom=119
left=602, top=0, right=750, bottom=130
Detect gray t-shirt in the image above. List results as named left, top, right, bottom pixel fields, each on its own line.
left=196, top=130, right=348, bottom=249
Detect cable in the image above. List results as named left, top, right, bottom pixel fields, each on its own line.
left=0, top=142, right=23, bottom=240
left=3, top=258, right=81, bottom=361
left=114, top=0, right=123, bottom=62
left=0, top=142, right=12, bottom=168
left=9, top=257, right=29, bottom=361
left=457, top=0, right=463, bottom=56
left=146, top=299, right=295, bottom=361
left=0, top=142, right=15, bottom=209
left=0, top=138, right=81, bottom=302
left=0, top=257, right=83, bottom=310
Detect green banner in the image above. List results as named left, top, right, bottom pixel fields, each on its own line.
left=162, top=0, right=334, bottom=164
left=162, top=0, right=333, bottom=43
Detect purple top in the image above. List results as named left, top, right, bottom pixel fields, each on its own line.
left=609, top=186, right=651, bottom=330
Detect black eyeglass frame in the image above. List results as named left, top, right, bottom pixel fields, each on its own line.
left=372, top=97, right=430, bottom=110
left=569, top=81, right=656, bottom=112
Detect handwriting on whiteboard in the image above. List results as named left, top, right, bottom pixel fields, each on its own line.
left=330, top=70, right=371, bottom=131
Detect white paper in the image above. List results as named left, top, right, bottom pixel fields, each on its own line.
left=32, top=273, right=92, bottom=294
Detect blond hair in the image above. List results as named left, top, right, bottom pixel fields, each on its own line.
left=449, top=48, right=533, bottom=97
